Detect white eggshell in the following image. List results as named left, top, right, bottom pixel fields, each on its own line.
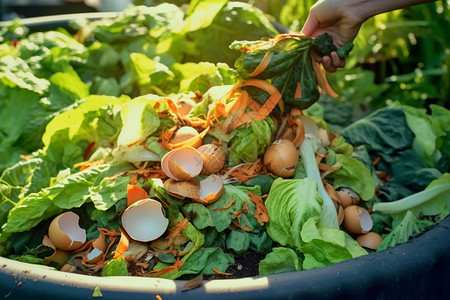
left=121, top=199, right=169, bottom=242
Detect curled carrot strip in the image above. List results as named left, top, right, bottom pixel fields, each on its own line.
left=248, top=51, right=274, bottom=77
left=311, top=53, right=339, bottom=98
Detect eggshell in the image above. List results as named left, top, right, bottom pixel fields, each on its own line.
left=336, top=187, right=361, bottom=208
left=193, top=174, right=224, bottom=205
left=161, top=147, right=203, bottom=181
left=342, top=205, right=373, bottom=235
left=42, top=235, right=69, bottom=266
left=318, top=128, right=331, bottom=147
left=48, top=212, right=86, bottom=251
left=170, top=126, right=202, bottom=148
left=263, top=139, right=299, bottom=178
left=299, top=115, right=319, bottom=137
left=197, top=144, right=226, bottom=174
left=357, top=232, right=383, bottom=250
left=176, top=99, right=195, bottom=116
left=85, top=233, right=107, bottom=264
left=121, top=199, right=169, bottom=242
left=163, top=178, right=200, bottom=199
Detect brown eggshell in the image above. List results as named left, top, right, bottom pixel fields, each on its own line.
left=318, top=128, right=331, bottom=147
left=170, top=126, right=202, bottom=148
left=336, top=188, right=361, bottom=208
left=342, top=205, right=373, bottom=235
left=176, top=99, right=195, bottom=116
left=42, top=235, right=69, bottom=266
left=163, top=178, right=200, bottom=199
left=193, top=174, right=224, bottom=205
left=85, top=232, right=107, bottom=264
left=48, top=212, right=86, bottom=251
left=161, top=147, right=203, bottom=181
left=263, top=139, right=299, bottom=178
left=356, top=232, right=384, bottom=250
left=197, top=144, right=226, bottom=175
left=121, top=199, right=169, bottom=242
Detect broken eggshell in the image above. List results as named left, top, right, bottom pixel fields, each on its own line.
left=193, top=174, right=224, bottom=205
left=336, top=187, right=361, bottom=208
left=170, top=126, right=202, bottom=148
left=197, top=144, right=226, bottom=175
left=42, top=235, right=69, bottom=266
left=161, top=147, right=203, bottom=181
left=164, top=178, right=200, bottom=199
left=357, top=232, right=384, bottom=250
left=263, top=139, right=299, bottom=178
left=342, top=205, right=373, bottom=235
left=121, top=199, right=169, bottom=242
left=48, top=212, right=87, bottom=251
left=84, top=232, right=107, bottom=264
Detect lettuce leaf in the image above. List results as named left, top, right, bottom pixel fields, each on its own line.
left=325, top=154, right=375, bottom=201
left=265, top=178, right=322, bottom=250
left=258, top=247, right=301, bottom=275
left=228, top=118, right=276, bottom=166
left=116, top=96, right=160, bottom=146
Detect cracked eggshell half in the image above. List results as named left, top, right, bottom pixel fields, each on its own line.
left=357, top=232, right=383, bottom=250
left=197, top=144, right=226, bottom=175
left=121, top=199, right=169, bottom=242
left=42, top=235, right=69, bottom=266
left=193, top=174, right=224, bottom=205
left=163, top=178, right=200, bottom=199
left=48, top=212, right=86, bottom=251
left=161, top=147, right=203, bottom=181
left=263, top=139, right=299, bottom=178
left=85, top=232, right=107, bottom=264
left=343, top=205, right=373, bottom=235
left=170, top=126, right=202, bottom=148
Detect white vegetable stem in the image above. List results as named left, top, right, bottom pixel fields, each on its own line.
left=300, top=137, right=339, bottom=229
left=372, top=184, right=450, bottom=214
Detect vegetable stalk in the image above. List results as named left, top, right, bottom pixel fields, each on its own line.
left=372, top=184, right=450, bottom=214
left=300, top=137, right=339, bottom=229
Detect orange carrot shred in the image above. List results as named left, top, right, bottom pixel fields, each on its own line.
left=113, top=227, right=130, bottom=259
left=213, top=267, right=232, bottom=276
left=318, top=163, right=335, bottom=173
left=248, top=51, right=274, bottom=77
left=248, top=191, right=269, bottom=226
left=372, top=156, right=381, bottom=166
left=295, top=82, right=302, bottom=99
left=166, top=218, right=189, bottom=239
left=311, top=55, right=339, bottom=98
left=212, top=199, right=236, bottom=211
left=127, top=184, right=149, bottom=207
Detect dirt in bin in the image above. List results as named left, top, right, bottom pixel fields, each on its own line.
left=206, top=252, right=266, bottom=280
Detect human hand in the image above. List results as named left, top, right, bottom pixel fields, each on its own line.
left=301, top=0, right=365, bottom=72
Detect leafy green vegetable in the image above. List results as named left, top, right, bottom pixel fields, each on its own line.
left=325, top=154, right=375, bottom=201
left=101, top=257, right=128, bottom=276
left=228, top=118, right=276, bottom=166
left=265, top=177, right=323, bottom=250
left=377, top=211, right=435, bottom=252
left=116, top=97, right=160, bottom=147
left=258, top=247, right=301, bottom=275
left=232, top=33, right=353, bottom=110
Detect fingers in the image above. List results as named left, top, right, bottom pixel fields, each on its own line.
left=321, top=52, right=346, bottom=73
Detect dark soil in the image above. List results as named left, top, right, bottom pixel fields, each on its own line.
left=205, top=252, right=266, bottom=280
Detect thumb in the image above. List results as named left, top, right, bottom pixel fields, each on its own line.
left=300, top=15, right=318, bottom=37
